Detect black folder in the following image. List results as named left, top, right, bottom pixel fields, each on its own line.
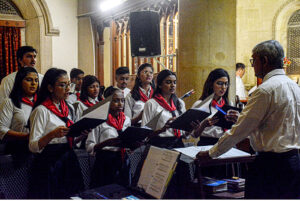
left=68, top=118, right=106, bottom=137
left=213, top=105, right=242, bottom=129
left=169, top=109, right=211, bottom=132
left=118, top=127, right=153, bottom=149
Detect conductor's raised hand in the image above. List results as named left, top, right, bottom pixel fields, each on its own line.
left=52, top=126, right=70, bottom=138
left=225, top=109, right=239, bottom=123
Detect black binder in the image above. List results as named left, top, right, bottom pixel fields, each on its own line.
left=118, top=127, right=153, bottom=149
left=169, top=109, right=211, bottom=132
left=68, top=118, right=106, bottom=137
left=213, top=105, right=242, bottom=129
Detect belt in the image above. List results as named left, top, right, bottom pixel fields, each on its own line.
left=257, top=149, right=299, bottom=158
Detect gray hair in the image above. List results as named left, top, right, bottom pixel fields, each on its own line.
left=252, top=40, right=284, bottom=68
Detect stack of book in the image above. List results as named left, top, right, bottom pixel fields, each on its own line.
left=202, top=177, right=227, bottom=193
left=223, top=177, right=245, bottom=192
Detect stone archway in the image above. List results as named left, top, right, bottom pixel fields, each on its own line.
left=11, top=0, right=59, bottom=73
left=272, top=0, right=300, bottom=53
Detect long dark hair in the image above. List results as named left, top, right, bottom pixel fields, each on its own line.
left=79, top=75, right=103, bottom=102
left=10, top=67, right=39, bottom=108
left=131, top=63, right=155, bottom=101
left=33, top=68, right=67, bottom=109
left=199, top=68, right=230, bottom=104
left=153, top=69, right=183, bottom=115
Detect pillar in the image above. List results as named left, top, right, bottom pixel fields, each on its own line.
left=177, top=0, right=237, bottom=108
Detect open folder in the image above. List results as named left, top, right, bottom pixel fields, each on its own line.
left=68, top=96, right=112, bottom=137
left=169, top=109, right=210, bottom=132
left=118, top=127, right=153, bottom=149
left=213, top=105, right=242, bottom=129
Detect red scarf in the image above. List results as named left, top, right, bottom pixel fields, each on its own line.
left=139, top=87, right=153, bottom=103
left=42, top=98, right=74, bottom=147
left=106, top=112, right=126, bottom=160
left=106, top=112, right=126, bottom=131
left=211, top=97, right=227, bottom=131
left=76, top=92, right=80, bottom=100
left=81, top=99, right=98, bottom=107
left=22, top=94, right=37, bottom=107
left=154, top=94, right=181, bottom=138
left=211, top=97, right=225, bottom=108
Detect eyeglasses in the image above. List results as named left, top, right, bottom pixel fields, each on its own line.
left=56, top=82, right=71, bottom=90
left=216, top=81, right=229, bottom=87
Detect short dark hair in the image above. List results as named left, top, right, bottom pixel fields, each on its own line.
left=70, top=68, right=84, bottom=79
left=236, top=63, right=245, bottom=71
left=104, top=86, right=119, bottom=98
left=17, top=46, right=37, bottom=63
left=252, top=40, right=284, bottom=69
left=10, top=67, right=39, bottom=108
left=116, top=66, right=129, bottom=76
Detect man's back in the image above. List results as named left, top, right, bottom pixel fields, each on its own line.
left=249, top=69, right=300, bottom=152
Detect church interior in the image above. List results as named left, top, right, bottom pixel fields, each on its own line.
left=0, top=0, right=299, bottom=199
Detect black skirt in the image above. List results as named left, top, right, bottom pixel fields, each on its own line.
left=28, top=143, right=84, bottom=199
left=90, top=150, right=130, bottom=188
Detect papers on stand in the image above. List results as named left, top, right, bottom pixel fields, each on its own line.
left=137, top=146, right=179, bottom=199
left=174, top=145, right=251, bottom=159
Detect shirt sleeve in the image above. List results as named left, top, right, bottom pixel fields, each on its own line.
left=209, top=88, right=270, bottom=158
left=29, top=107, right=49, bottom=153
left=85, top=127, right=99, bottom=155
left=0, top=76, right=13, bottom=105
left=0, top=99, right=13, bottom=139
left=124, top=94, right=133, bottom=119
left=141, top=100, right=156, bottom=127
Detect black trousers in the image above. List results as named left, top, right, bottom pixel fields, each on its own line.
left=245, top=149, right=300, bottom=199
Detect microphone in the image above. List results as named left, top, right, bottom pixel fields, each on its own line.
left=180, top=89, right=195, bottom=100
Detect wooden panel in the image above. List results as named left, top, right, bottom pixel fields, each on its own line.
left=0, top=20, right=25, bottom=28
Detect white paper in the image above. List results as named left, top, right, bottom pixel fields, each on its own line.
left=137, top=146, right=179, bottom=199
left=81, top=101, right=110, bottom=120
left=174, top=145, right=251, bottom=159
left=193, top=93, right=214, bottom=113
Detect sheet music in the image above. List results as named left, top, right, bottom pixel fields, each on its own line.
left=174, top=145, right=250, bottom=159
left=145, top=149, right=179, bottom=199
left=137, top=146, right=179, bottom=199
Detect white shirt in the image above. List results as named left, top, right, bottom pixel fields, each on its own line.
left=86, top=116, right=131, bottom=154
left=124, top=87, right=152, bottom=119
left=116, top=86, right=131, bottom=98
left=210, top=69, right=300, bottom=158
left=67, top=90, right=80, bottom=104
left=0, top=98, right=33, bottom=139
left=191, top=99, right=226, bottom=139
left=142, top=98, right=186, bottom=137
left=236, top=75, right=247, bottom=100
left=0, top=71, right=44, bottom=104
left=29, top=103, right=75, bottom=153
